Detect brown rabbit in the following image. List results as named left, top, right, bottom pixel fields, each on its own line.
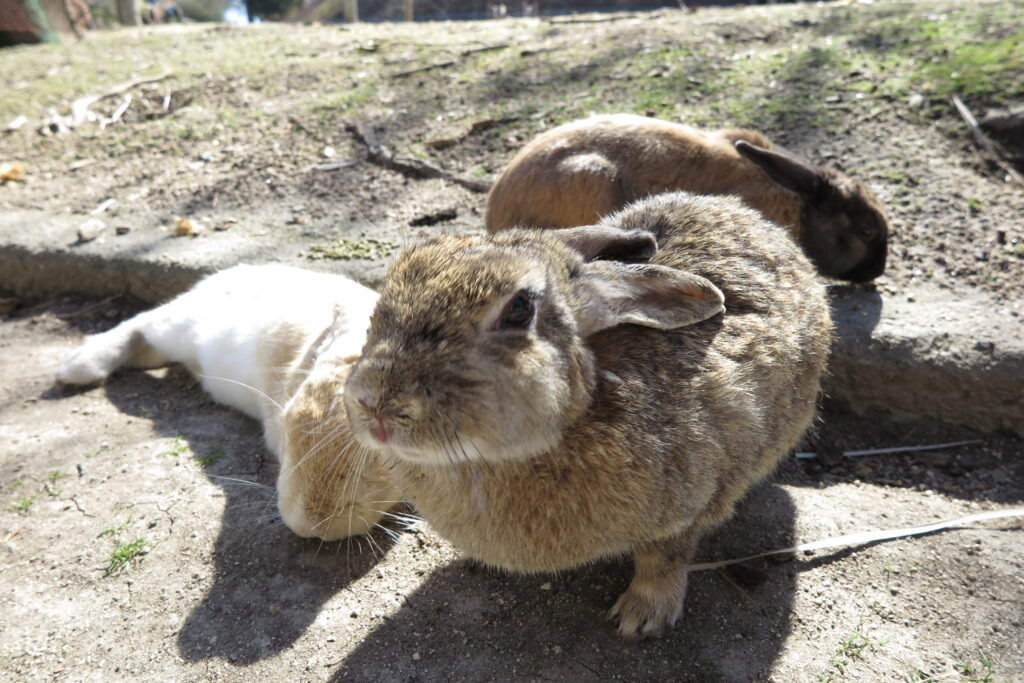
left=344, top=191, right=832, bottom=638
left=485, top=113, right=889, bottom=282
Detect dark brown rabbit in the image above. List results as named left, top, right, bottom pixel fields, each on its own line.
left=486, top=113, right=889, bottom=282
left=344, top=191, right=832, bottom=638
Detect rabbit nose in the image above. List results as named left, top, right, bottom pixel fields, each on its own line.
left=371, top=415, right=390, bottom=445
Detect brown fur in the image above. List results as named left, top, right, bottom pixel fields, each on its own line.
left=485, top=113, right=889, bottom=282
left=279, top=357, right=401, bottom=540
left=345, top=192, right=833, bottom=638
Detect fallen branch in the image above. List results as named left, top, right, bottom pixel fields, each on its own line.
left=392, top=44, right=509, bottom=79
left=425, top=117, right=520, bottom=150
left=688, top=507, right=1024, bottom=572
left=545, top=13, right=638, bottom=24
left=43, top=72, right=172, bottom=134
left=951, top=95, right=1024, bottom=186
left=313, top=160, right=360, bottom=172
left=795, top=439, right=981, bottom=460
left=100, top=95, right=132, bottom=129
left=391, top=60, right=458, bottom=79
left=346, top=122, right=493, bottom=193
left=460, top=43, right=509, bottom=57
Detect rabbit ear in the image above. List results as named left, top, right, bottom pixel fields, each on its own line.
left=735, top=140, right=823, bottom=197
left=550, top=225, right=658, bottom=262
left=574, top=261, right=725, bottom=337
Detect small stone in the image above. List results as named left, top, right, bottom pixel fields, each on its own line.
left=323, top=146, right=336, bottom=158
left=539, top=582, right=552, bottom=591
left=412, top=652, right=421, bottom=661
left=77, top=219, right=107, bottom=243
left=115, top=226, right=130, bottom=235
left=269, top=605, right=280, bottom=616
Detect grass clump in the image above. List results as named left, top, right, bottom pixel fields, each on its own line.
left=305, top=238, right=399, bottom=261
left=954, top=651, right=995, bottom=683
left=158, top=434, right=188, bottom=457
left=194, top=448, right=224, bottom=468
left=9, top=496, right=36, bottom=512
left=104, top=538, right=148, bottom=576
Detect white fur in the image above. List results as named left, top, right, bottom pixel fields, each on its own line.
left=57, top=264, right=382, bottom=540
left=58, top=264, right=376, bottom=426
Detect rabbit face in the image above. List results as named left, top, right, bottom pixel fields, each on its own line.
left=344, top=233, right=594, bottom=467
left=800, top=173, right=890, bottom=283
left=278, top=359, right=401, bottom=541
left=345, top=228, right=725, bottom=468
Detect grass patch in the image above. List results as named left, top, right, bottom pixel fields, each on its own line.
left=83, top=445, right=109, bottom=459
left=823, top=622, right=885, bottom=677
left=194, top=448, right=224, bottom=468
left=954, top=651, right=995, bottom=683
left=158, top=434, right=188, bottom=457
left=104, top=537, right=148, bottom=576
left=98, top=521, right=129, bottom=537
left=8, top=496, right=36, bottom=512
left=305, top=238, right=399, bottom=261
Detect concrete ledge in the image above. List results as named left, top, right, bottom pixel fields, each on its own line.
left=827, top=286, right=1024, bottom=437
left=2, top=209, right=1022, bottom=437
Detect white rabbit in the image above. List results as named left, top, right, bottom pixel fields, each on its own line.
left=58, top=264, right=400, bottom=541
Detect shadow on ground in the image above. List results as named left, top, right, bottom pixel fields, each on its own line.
left=94, top=368, right=397, bottom=665
left=330, top=483, right=798, bottom=682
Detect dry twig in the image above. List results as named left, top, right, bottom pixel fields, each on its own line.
left=951, top=95, right=1024, bottom=186
left=794, top=439, right=981, bottom=460
left=346, top=122, right=493, bottom=193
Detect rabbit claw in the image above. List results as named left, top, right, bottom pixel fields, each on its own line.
left=609, top=578, right=686, bottom=640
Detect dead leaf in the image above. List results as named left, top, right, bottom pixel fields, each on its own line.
left=0, top=162, right=25, bottom=183
left=173, top=216, right=200, bottom=236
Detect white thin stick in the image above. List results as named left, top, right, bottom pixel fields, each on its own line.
left=688, top=507, right=1024, bottom=572
left=794, top=439, right=981, bottom=460
left=106, top=94, right=133, bottom=127
left=89, top=198, right=117, bottom=215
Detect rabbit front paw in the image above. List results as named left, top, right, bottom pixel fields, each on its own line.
left=609, top=570, right=688, bottom=640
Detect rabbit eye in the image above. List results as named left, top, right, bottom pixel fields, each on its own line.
left=498, top=291, right=534, bottom=330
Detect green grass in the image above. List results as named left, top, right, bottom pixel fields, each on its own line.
left=83, top=445, right=109, bottom=459
left=104, top=537, right=148, bottom=576
left=8, top=496, right=36, bottom=511
left=194, top=448, right=224, bottom=468
left=823, top=622, right=885, bottom=677
left=158, top=434, right=188, bottom=457
left=1, top=0, right=1020, bottom=232
left=954, top=651, right=995, bottom=683
left=98, top=521, right=129, bottom=537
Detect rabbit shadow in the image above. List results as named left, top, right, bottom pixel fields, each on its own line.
left=828, top=284, right=883, bottom=336
left=97, top=367, right=396, bottom=665
left=329, top=482, right=799, bottom=682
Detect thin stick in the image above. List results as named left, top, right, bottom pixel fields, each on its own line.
left=794, top=439, right=982, bottom=460
left=951, top=95, right=1024, bottom=186
left=346, top=122, right=493, bottom=193
left=70, top=72, right=172, bottom=128
left=391, top=60, right=457, bottom=78
left=688, top=507, right=1024, bottom=572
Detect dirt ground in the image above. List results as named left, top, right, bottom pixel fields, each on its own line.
left=1, top=297, right=1021, bottom=682
left=2, top=0, right=1024, bottom=680
left=1, top=0, right=1023, bottom=307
